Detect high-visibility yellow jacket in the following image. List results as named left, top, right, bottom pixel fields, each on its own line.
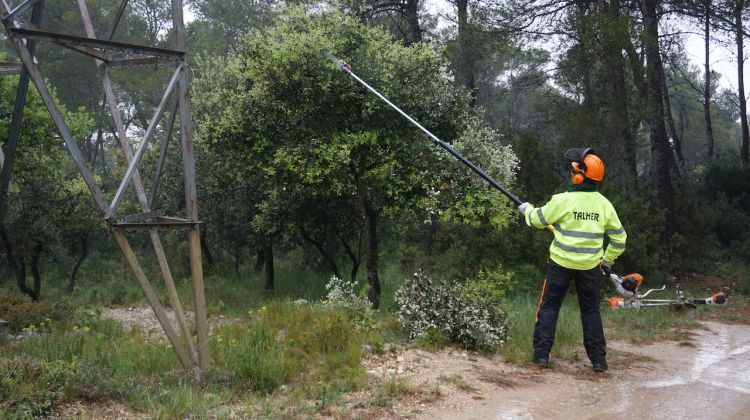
left=523, top=191, right=626, bottom=270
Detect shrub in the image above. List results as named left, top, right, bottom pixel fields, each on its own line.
left=0, top=293, right=70, bottom=333
left=0, top=357, right=94, bottom=417
left=395, top=271, right=507, bottom=351
left=462, top=265, right=515, bottom=304
left=323, top=276, right=376, bottom=332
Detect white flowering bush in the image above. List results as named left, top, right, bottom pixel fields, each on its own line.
left=395, top=271, right=507, bottom=351
left=323, top=276, right=375, bottom=331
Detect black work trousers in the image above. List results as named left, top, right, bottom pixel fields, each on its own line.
left=533, top=260, right=606, bottom=363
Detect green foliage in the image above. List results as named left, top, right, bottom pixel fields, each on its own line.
left=395, top=271, right=508, bottom=351
left=461, top=264, right=516, bottom=304
left=510, top=263, right=545, bottom=295
left=601, top=185, right=664, bottom=277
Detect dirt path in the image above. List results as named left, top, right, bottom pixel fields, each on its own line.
left=408, top=321, right=750, bottom=420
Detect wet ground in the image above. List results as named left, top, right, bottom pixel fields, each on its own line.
left=421, top=321, right=750, bottom=420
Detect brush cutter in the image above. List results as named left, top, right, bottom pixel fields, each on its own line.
left=606, top=271, right=729, bottom=310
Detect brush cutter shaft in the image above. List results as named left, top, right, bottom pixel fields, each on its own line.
left=326, top=53, right=524, bottom=206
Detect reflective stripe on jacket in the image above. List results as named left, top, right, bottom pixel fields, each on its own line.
left=523, top=191, right=626, bottom=270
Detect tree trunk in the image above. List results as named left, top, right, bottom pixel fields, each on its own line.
left=340, top=234, right=362, bottom=282
left=599, top=0, right=638, bottom=189
left=457, top=0, right=476, bottom=103
left=200, top=229, right=214, bottom=270
left=30, top=241, right=42, bottom=300
left=300, top=225, right=342, bottom=279
left=426, top=220, right=438, bottom=256
left=0, top=222, right=37, bottom=301
left=363, top=202, right=380, bottom=309
left=704, top=0, right=715, bottom=158
left=577, top=3, right=594, bottom=110
left=263, top=244, right=274, bottom=291
left=405, top=0, right=422, bottom=45
left=661, top=66, right=685, bottom=166
left=642, top=0, right=676, bottom=250
left=234, top=247, right=242, bottom=275
left=68, top=234, right=88, bottom=292
left=91, top=129, right=103, bottom=167
left=352, top=162, right=381, bottom=309
left=737, top=1, right=749, bottom=165
left=254, top=248, right=264, bottom=272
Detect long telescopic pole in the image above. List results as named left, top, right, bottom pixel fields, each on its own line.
left=325, top=53, right=524, bottom=206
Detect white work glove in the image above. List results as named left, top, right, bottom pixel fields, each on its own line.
left=599, top=260, right=613, bottom=276
left=518, top=202, right=531, bottom=214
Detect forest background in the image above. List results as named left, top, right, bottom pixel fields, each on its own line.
left=1, top=0, right=750, bottom=417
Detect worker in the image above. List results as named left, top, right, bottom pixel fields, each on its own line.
left=518, top=148, right=626, bottom=372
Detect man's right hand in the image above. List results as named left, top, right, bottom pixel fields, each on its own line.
left=518, top=202, right=531, bottom=214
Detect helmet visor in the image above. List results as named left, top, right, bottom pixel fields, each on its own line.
left=564, top=147, right=595, bottom=163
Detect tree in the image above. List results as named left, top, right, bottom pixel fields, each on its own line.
left=187, top=0, right=279, bottom=56
left=194, top=6, right=517, bottom=308
left=642, top=0, right=676, bottom=245
left=0, top=73, right=95, bottom=300
left=734, top=0, right=750, bottom=164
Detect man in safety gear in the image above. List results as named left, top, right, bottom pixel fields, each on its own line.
left=518, top=148, right=626, bottom=372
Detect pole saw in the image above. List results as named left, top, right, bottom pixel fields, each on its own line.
left=324, top=52, right=530, bottom=208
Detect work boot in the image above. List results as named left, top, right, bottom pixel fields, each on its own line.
left=532, top=357, right=551, bottom=368
left=592, top=360, right=608, bottom=372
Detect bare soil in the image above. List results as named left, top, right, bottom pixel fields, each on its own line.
left=354, top=321, right=750, bottom=420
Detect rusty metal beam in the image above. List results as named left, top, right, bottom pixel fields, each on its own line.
left=0, top=61, right=21, bottom=67
left=121, top=209, right=164, bottom=223
left=111, top=220, right=199, bottom=231
left=108, top=56, right=160, bottom=67
left=56, top=41, right=111, bottom=62
left=173, top=0, right=209, bottom=372
left=8, top=27, right=185, bottom=59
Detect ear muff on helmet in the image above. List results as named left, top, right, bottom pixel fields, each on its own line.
left=570, top=161, right=586, bottom=184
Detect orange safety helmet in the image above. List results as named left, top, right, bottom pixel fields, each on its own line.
left=564, top=148, right=605, bottom=184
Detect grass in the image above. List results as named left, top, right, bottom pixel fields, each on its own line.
left=498, top=286, right=736, bottom=365
left=0, top=299, right=373, bottom=418
left=437, top=374, right=477, bottom=391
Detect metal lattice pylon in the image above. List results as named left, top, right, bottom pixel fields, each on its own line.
left=0, top=0, right=209, bottom=379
